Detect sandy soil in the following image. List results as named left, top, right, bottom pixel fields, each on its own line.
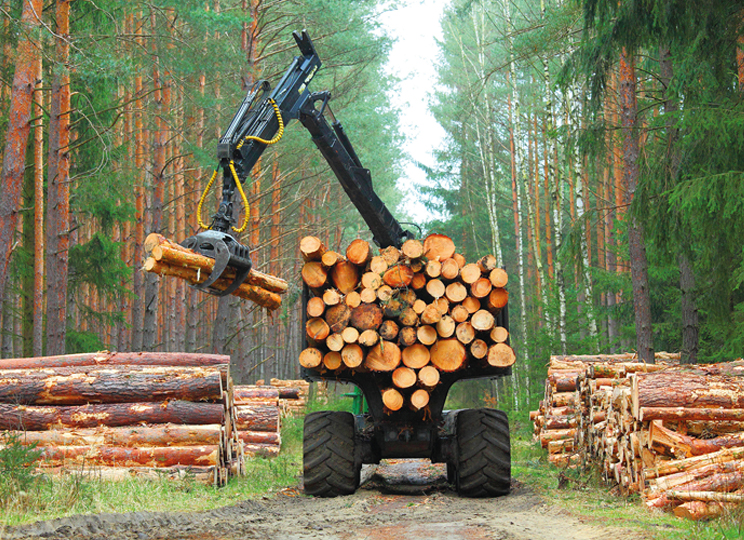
left=1, top=460, right=652, bottom=540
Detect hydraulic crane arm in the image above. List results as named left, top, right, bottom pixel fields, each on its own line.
left=184, top=30, right=410, bottom=296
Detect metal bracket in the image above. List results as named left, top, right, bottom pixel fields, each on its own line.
left=181, top=230, right=252, bottom=297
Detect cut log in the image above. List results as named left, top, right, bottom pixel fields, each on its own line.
left=423, top=234, right=455, bottom=261
left=341, top=326, right=360, bottom=344
left=440, top=258, right=460, bottom=280
left=398, top=326, right=418, bottom=347
left=433, top=297, right=450, bottom=315
left=410, top=273, right=427, bottom=290
left=382, top=388, right=404, bottom=411
left=358, top=329, right=380, bottom=347
left=416, top=325, right=439, bottom=345
left=418, top=366, right=440, bottom=388
left=360, top=288, right=377, bottom=304
left=380, top=246, right=401, bottom=266
left=321, top=250, right=344, bottom=268
left=392, top=367, right=417, bottom=389
left=345, top=290, right=362, bottom=309
left=301, top=262, right=328, bottom=289
left=379, top=320, right=400, bottom=341
left=243, top=443, right=281, bottom=458
left=445, top=282, right=467, bottom=303
left=402, top=344, right=430, bottom=369
left=489, top=268, right=508, bottom=288
left=640, top=407, right=744, bottom=423
left=487, top=288, right=509, bottom=311
left=306, top=297, right=326, bottom=318
left=145, top=259, right=281, bottom=310
left=0, top=401, right=224, bottom=430
left=451, top=304, right=470, bottom=323
left=369, top=256, right=389, bottom=274
left=322, top=288, right=342, bottom=306
left=365, top=341, right=402, bottom=372
left=346, top=239, right=371, bottom=266
left=668, top=490, right=744, bottom=503
left=398, top=307, right=419, bottom=327
left=430, top=339, right=467, bottom=372
left=324, top=303, right=351, bottom=333
left=306, top=318, right=330, bottom=341
left=648, top=420, right=744, bottom=457
left=426, top=279, right=446, bottom=299
left=412, top=299, right=427, bottom=314
left=470, top=339, right=488, bottom=360
left=30, top=445, right=221, bottom=468
left=471, top=278, right=492, bottom=299
left=323, top=351, right=342, bottom=370
left=145, top=234, right=288, bottom=293
left=330, top=261, right=360, bottom=294
left=0, top=351, right=231, bottom=371
left=383, top=265, right=415, bottom=288
left=10, top=424, right=223, bottom=448
left=299, top=348, right=323, bottom=369
left=436, top=315, right=456, bottom=338
left=361, top=271, right=382, bottom=290
left=0, top=366, right=223, bottom=406
left=490, top=326, right=509, bottom=343
left=460, top=263, right=481, bottom=284
left=401, top=239, right=424, bottom=259
left=410, top=389, right=430, bottom=411
left=420, top=304, right=443, bottom=325
left=673, top=501, right=734, bottom=521
left=341, top=344, right=364, bottom=369
left=300, top=235, right=326, bottom=261
left=452, top=253, right=466, bottom=268
left=461, top=296, right=481, bottom=314
left=325, top=333, right=345, bottom=352
left=425, top=259, right=442, bottom=279
left=350, top=304, right=384, bottom=331
left=234, top=405, right=280, bottom=431
left=377, top=285, right=394, bottom=302
left=237, top=430, right=281, bottom=446
left=455, top=322, right=475, bottom=344
left=471, top=309, right=495, bottom=332
left=487, top=343, right=516, bottom=367
left=233, top=386, right=280, bottom=402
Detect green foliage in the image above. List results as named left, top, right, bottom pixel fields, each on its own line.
left=0, top=433, right=42, bottom=503
left=69, top=233, right=131, bottom=301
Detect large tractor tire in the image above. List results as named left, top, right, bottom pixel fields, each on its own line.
left=453, top=408, right=511, bottom=497
left=303, top=411, right=360, bottom=497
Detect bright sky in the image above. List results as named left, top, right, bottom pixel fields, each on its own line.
left=377, top=0, right=449, bottom=224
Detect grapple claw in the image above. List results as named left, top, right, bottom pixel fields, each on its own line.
left=181, top=230, right=252, bottom=297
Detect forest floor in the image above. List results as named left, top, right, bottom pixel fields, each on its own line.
left=1, top=460, right=656, bottom=540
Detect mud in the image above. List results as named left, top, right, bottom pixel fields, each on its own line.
left=1, top=461, right=652, bottom=540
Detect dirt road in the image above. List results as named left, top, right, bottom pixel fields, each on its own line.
left=2, top=461, right=650, bottom=540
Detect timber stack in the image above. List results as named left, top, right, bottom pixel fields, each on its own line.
left=142, top=233, right=288, bottom=311
left=0, top=352, right=244, bottom=486
left=232, top=385, right=282, bottom=457
left=532, top=355, right=744, bottom=520
left=256, top=378, right=317, bottom=415
left=298, top=233, right=514, bottom=414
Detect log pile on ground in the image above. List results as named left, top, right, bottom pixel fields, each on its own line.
left=256, top=378, right=315, bottom=415
left=232, top=385, right=281, bottom=458
left=142, top=233, right=288, bottom=311
left=531, top=355, right=744, bottom=519
left=0, top=352, right=244, bottom=486
left=299, top=234, right=514, bottom=413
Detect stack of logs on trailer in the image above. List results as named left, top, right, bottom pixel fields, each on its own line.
left=0, top=352, right=243, bottom=486
left=532, top=354, right=744, bottom=520
left=298, top=233, right=515, bottom=413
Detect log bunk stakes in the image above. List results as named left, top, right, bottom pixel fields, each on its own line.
left=531, top=354, right=744, bottom=520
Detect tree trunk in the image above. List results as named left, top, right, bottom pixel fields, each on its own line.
left=620, top=50, right=654, bottom=363
left=0, top=0, right=43, bottom=345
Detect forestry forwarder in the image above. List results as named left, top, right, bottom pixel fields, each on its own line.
left=185, top=30, right=511, bottom=498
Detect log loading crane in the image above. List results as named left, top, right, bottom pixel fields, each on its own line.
left=185, top=30, right=511, bottom=497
